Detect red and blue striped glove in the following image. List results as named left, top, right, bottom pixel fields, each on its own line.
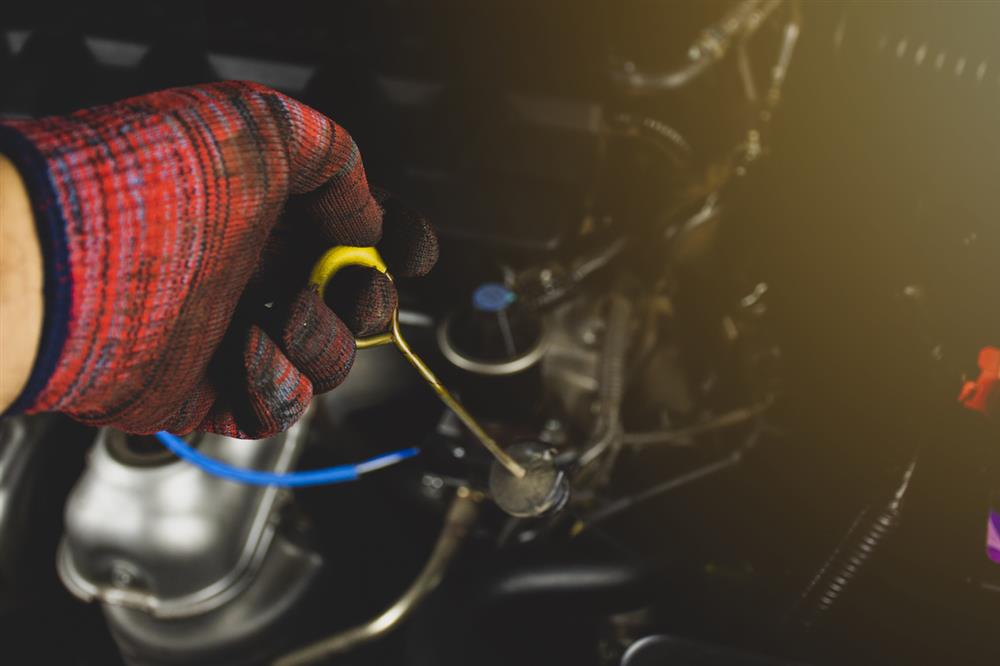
left=0, top=81, right=437, bottom=438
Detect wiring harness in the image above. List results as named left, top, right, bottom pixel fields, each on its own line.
left=155, top=431, right=419, bottom=488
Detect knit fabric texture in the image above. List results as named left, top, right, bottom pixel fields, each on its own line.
left=0, top=81, right=437, bottom=438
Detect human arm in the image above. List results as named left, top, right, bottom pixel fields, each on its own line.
left=0, top=154, right=44, bottom=411
left=0, top=82, right=437, bottom=437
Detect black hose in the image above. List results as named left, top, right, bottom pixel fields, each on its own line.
left=476, top=561, right=650, bottom=615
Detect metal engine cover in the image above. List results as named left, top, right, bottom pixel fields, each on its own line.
left=58, top=415, right=317, bottom=620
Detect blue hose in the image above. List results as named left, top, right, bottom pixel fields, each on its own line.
left=155, top=431, right=419, bottom=488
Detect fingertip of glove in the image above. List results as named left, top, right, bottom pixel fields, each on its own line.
left=377, top=192, right=439, bottom=277
left=281, top=289, right=357, bottom=393
left=322, top=267, right=397, bottom=338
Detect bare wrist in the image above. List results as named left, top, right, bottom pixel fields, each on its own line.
left=0, top=153, right=44, bottom=412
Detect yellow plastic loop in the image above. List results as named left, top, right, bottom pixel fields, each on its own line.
left=308, top=246, right=394, bottom=348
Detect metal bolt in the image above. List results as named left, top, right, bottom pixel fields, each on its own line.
left=110, top=564, right=135, bottom=588
left=422, top=474, right=444, bottom=490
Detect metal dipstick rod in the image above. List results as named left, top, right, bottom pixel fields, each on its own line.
left=387, top=310, right=526, bottom=479
left=309, top=245, right=526, bottom=479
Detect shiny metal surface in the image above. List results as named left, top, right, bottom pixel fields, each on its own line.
left=58, top=410, right=312, bottom=619
left=437, top=313, right=550, bottom=376
left=0, top=418, right=37, bottom=558
left=105, top=536, right=322, bottom=665
left=540, top=300, right=603, bottom=427
left=0, top=415, right=63, bottom=610
left=489, top=441, right=569, bottom=518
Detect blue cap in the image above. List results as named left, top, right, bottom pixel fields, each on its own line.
left=472, top=283, right=516, bottom=313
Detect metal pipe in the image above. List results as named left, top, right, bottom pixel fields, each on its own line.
left=274, top=488, right=480, bottom=666
left=623, top=401, right=770, bottom=447
left=612, top=0, right=778, bottom=93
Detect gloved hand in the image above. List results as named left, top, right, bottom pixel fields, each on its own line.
left=0, top=81, right=437, bottom=438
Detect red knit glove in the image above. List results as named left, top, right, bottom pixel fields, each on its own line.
left=0, top=81, right=437, bottom=438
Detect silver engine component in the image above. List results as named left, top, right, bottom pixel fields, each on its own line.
left=0, top=417, right=44, bottom=609
left=58, top=413, right=321, bottom=663
left=488, top=441, right=569, bottom=518
left=541, top=299, right=605, bottom=427
left=0, top=415, right=65, bottom=612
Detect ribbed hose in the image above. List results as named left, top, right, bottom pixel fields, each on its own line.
left=577, top=295, right=632, bottom=471
left=793, top=459, right=917, bottom=629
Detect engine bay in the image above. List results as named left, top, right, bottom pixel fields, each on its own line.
left=1, top=2, right=998, bottom=664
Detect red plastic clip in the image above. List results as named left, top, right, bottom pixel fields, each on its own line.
left=958, top=346, right=1000, bottom=418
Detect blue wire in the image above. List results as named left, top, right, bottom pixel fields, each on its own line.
left=154, top=431, right=420, bottom=488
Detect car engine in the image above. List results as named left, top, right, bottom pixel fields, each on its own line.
left=1, top=2, right=998, bottom=664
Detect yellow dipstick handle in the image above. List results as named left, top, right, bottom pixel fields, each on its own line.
left=309, top=246, right=526, bottom=479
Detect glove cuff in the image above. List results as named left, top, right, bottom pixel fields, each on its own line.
left=0, top=124, right=73, bottom=415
